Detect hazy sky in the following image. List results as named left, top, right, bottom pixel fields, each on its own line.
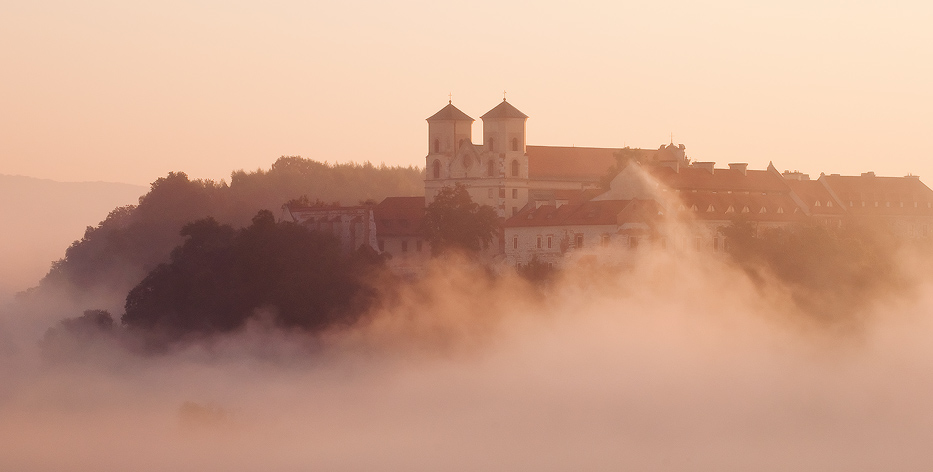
left=2, top=1, right=931, bottom=185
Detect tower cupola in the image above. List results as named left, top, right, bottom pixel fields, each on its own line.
left=426, top=101, right=473, bottom=156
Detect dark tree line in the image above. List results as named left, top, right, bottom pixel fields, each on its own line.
left=121, top=210, right=385, bottom=338
left=33, top=157, right=422, bottom=302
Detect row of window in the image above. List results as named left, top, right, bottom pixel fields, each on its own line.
left=432, top=137, right=522, bottom=154
left=377, top=239, right=423, bottom=253
left=487, top=188, right=520, bottom=199
left=431, top=159, right=522, bottom=179
left=510, top=234, right=727, bottom=252
left=847, top=201, right=931, bottom=208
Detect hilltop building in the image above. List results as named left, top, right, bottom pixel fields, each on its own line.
left=286, top=97, right=933, bottom=268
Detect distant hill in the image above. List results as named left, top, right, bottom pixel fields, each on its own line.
left=0, top=175, right=146, bottom=300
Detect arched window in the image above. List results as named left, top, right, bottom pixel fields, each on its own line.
left=511, top=160, right=520, bottom=177
left=488, top=137, right=495, bottom=151
left=433, top=139, right=440, bottom=153
left=511, top=138, right=518, bottom=151
left=487, top=160, right=494, bottom=177
left=432, top=160, right=440, bottom=179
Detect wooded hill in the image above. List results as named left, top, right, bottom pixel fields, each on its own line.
left=30, top=157, right=422, bottom=304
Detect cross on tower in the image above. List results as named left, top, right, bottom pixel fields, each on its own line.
left=503, top=90, right=507, bottom=101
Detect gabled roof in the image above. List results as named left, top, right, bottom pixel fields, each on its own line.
left=785, top=179, right=846, bottom=216
left=504, top=199, right=656, bottom=228
left=526, top=146, right=620, bottom=181
left=427, top=103, right=474, bottom=122
left=675, top=192, right=806, bottom=222
left=374, top=196, right=426, bottom=237
left=648, top=166, right=789, bottom=193
left=526, top=145, right=685, bottom=182
left=820, top=174, right=933, bottom=216
left=481, top=100, right=528, bottom=119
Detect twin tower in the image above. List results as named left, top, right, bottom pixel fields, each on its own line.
left=424, top=99, right=530, bottom=218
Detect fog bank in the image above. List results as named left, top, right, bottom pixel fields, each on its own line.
left=2, top=250, right=932, bottom=471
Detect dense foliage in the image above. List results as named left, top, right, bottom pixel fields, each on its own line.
left=35, top=158, right=421, bottom=301
left=122, top=210, right=385, bottom=338
left=720, top=219, right=902, bottom=319
left=422, top=184, right=499, bottom=256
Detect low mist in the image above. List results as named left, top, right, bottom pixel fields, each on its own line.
left=3, top=246, right=933, bottom=471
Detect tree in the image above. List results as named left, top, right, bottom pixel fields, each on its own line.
left=422, top=183, right=499, bottom=256
left=122, top=210, right=384, bottom=340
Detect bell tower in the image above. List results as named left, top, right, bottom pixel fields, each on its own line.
left=425, top=100, right=474, bottom=202
left=480, top=98, right=529, bottom=217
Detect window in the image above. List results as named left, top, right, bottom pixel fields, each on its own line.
left=432, top=160, right=440, bottom=179
left=547, top=236, right=552, bottom=249
left=487, top=160, right=494, bottom=177
left=511, top=137, right=518, bottom=151
left=575, top=234, right=584, bottom=248
left=513, top=236, right=519, bottom=249
left=601, top=234, right=610, bottom=246
left=536, top=236, right=542, bottom=249
left=401, top=240, right=408, bottom=253
left=416, top=240, right=423, bottom=252
left=511, top=160, right=520, bottom=177
left=499, top=188, right=506, bottom=198
left=433, top=139, right=440, bottom=153
left=488, top=137, right=495, bottom=151
left=512, top=189, right=518, bottom=199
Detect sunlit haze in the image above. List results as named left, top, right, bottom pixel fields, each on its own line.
left=3, top=1, right=931, bottom=184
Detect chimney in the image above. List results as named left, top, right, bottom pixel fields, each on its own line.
left=729, top=163, right=748, bottom=176
left=781, top=170, right=810, bottom=181
left=693, top=162, right=715, bottom=174
left=861, top=171, right=876, bottom=177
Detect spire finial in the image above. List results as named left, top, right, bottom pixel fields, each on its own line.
left=448, top=92, right=452, bottom=104
left=670, top=132, right=674, bottom=145
left=503, top=90, right=507, bottom=101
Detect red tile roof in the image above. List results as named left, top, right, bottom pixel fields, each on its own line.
left=427, top=103, right=474, bottom=122
left=526, top=145, right=688, bottom=182
left=374, top=196, right=426, bottom=237
left=648, top=166, right=789, bottom=193
left=526, top=146, right=620, bottom=181
left=821, top=174, right=933, bottom=217
left=480, top=100, right=528, bottom=119
left=785, top=179, right=846, bottom=216
left=505, top=199, right=659, bottom=228
left=674, top=192, right=806, bottom=222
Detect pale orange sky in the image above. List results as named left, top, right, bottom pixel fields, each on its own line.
left=2, top=1, right=931, bottom=185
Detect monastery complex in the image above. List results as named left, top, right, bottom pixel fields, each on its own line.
left=285, top=98, right=933, bottom=271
